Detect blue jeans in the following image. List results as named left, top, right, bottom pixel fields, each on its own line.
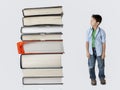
left=88, top=48, right=105, bottom=80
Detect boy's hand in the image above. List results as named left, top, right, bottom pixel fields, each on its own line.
left=101, top=53, right=105, bottom=60
left=86, top=52, right=90, bottom=59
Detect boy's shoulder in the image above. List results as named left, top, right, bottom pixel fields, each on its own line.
left=87, top=27, right=105, bottom=32
left=86, top=27, right=106, bottom=34
left=99, top=27, right=105, bottom=33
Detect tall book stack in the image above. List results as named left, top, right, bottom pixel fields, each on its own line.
left=17, top=6, right=64, bottom=85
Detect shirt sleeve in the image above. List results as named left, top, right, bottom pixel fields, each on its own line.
left=101, top=30, right=106, bottom=43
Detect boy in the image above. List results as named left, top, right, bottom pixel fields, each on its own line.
left=86, top=14, right=106, bottom=85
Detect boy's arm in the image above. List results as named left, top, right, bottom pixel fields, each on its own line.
left=86, top=42, right=89, bottom=53
left=86, top=30, right=90, bottom=58
left=102, top=43, right=106, bottom=59
left=86, top=42, right=90, bottom=58
left=101, top=30, right=106, bottom=59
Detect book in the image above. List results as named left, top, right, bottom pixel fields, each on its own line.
left=21, top=26, right=63, bottom=34
left=17, top=6, right=64, bottom=85
left=17, top=40, right=64, bottom=54
left=20, top=54, right=62, bottom=69
left=22, top=68, right=63, bottom=77
left=21, top=33, right=63, bottom=41
left=23, top=16, right=63, bottom=26
left=23, top=6, right=63, bottom=17
left=23, top=77, right=63, bottom=85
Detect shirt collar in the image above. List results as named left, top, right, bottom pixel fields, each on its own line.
left=90, top=26, right=100, bottom=37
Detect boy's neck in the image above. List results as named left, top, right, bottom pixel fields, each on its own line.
left=92, top=25, right=98, bottom=30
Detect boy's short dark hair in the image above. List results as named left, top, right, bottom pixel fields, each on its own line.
left=92, top=14, right=102, bottom=24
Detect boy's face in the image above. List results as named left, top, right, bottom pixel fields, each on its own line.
left=90, top=17, right=99, bottom=27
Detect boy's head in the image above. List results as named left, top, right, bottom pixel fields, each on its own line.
left=90, top=14, right=102, bottom=27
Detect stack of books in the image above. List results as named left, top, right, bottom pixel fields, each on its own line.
left=17, top=6, right=64, bottom=85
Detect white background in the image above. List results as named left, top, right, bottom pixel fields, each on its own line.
left=1, top=0, right=120, bottom=90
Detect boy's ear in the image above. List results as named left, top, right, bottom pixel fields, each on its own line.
left=97, top=22, right=100, bottom=25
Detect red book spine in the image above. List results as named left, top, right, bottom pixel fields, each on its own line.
left=17, top=42, right=25, bottom=54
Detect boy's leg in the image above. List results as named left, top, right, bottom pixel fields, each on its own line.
left=88, top=55, right=96, bottom=80
left=97, top=56, right=106, bottom=84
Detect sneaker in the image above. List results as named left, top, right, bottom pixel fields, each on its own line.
left=100, top=79, right=106, bottom=85
left=91, top=79, right=97, bottom=86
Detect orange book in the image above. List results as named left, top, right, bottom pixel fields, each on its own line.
left=17, top=42, right=25, bottom=54
left=17, top=40, right=64, bottom=54
left=17, top=41, right=34, bottom=54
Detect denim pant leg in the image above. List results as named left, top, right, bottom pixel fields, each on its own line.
left=88, top=55, right=96, bottom=80
left=97, top=56, right=105, bottom=80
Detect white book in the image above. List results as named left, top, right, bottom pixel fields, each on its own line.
left=21, top=54, right=62, bottom=69
left=23, top=16, right=63, bottom=26
left=22, top=40, right=64, bottom=54
left=21, top=26, right=63, bottom=34
left=21, top=33, right=62, bottom=41
left=23, top=77, right=63, bottom=85
left=23, top=6, right=63, bottom=16
left=22, top=69, right=63, bottom=77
